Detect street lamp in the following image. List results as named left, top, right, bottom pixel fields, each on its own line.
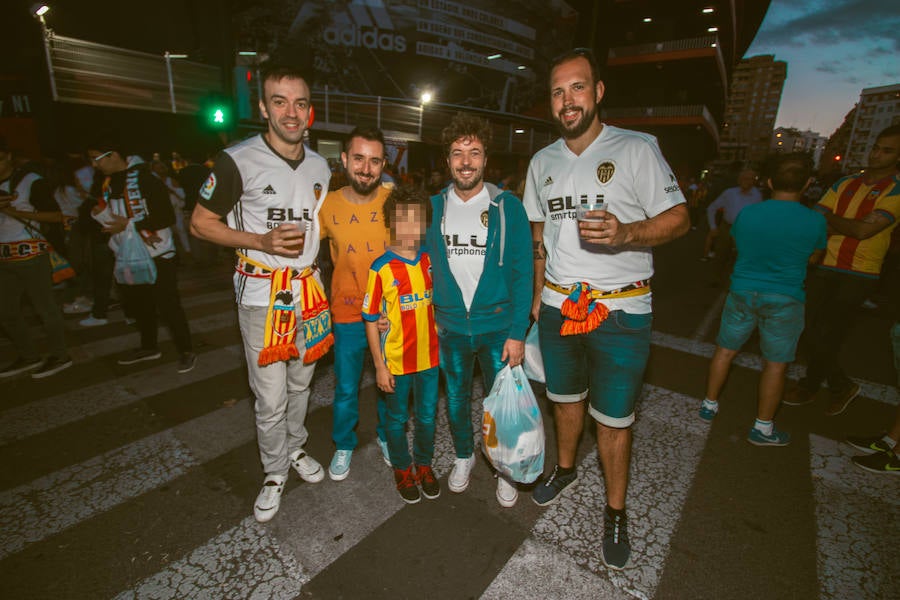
left=31, top=3, right=57, bottom=100
left=418, top=91, right=433, bottom=140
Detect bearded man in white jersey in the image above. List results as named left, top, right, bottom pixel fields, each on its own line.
left=191, top=63, right=331, bottom=523
left=523, top=49, right=689, bottom=569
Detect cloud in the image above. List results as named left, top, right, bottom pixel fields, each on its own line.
left=815, top=62, right=841, bottom=74
left=754, top=0, right=900, bottom=50
left=844, top=76, right=861, bottom=84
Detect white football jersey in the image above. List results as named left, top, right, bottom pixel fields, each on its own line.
left=523, top=125, right=685, bottom=313
left=198, top=134, right=331, bottom=306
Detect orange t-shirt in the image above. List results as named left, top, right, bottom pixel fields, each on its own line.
left=319, top=184, right=391, bottom=323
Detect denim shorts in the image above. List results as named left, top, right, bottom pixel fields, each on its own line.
left=538, top=303, right=652, bottom=428
left=716, top=290, right=805, bottom=362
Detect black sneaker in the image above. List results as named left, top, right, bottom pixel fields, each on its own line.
left=852, top=450, right=900, bottom=475
left=31, top=356, right=73, bottom=379
left=394, top=466, right=420, bottom=504
left=117, top=348, right=162, bottom=365
left=602, top=509, right=631, bottom=570
left=177, top=352, right=198, bottom=373
left=532, top=465, right=578, bottom=506
left=0, top=357, right=44, bottom=378
left=846, top=433, right=893, bottom=455
left=416, top=464, right=441, bottom=500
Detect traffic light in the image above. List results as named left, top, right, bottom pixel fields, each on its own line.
left=199, top=95, right=234, bottom=131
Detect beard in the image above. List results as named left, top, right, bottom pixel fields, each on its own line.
left=451, top=168, right=483, bottom=192
left=555, top=102, right=598, bottom=140
left=348, top=172, right=380, bottom=196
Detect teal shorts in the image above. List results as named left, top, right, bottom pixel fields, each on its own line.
left=538, top=304, right=652, bottom=428
left=716, top=290, right=805, bottom=362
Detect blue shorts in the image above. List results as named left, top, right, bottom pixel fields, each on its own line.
left=538, top=303, right=652, bottom=428
left=716, top=290, right=804, bottom=363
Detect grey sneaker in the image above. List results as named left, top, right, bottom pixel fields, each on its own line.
left=532, top=465, right=578, bottom=506
left=0, top=357, right=44, bottom=378
left=177, top=352, right=198, bottom=373
left=118, top=348, right=162, bottom=365
left=31, top=356, right=73, bottom=379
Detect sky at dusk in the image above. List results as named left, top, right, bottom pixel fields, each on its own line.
left=746, top=0, right=900, bottom=138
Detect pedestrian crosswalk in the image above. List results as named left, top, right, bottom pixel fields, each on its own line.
left=1, top=268, right=898, bottom=599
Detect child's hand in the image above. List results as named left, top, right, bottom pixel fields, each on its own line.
left=375, top=367, right=395, bottom=393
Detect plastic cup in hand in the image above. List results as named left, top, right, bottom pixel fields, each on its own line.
left=576, top=202, right=607, bottom=223
left=281, top=223, right=306, bottom=253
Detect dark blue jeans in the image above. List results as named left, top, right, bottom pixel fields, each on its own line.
left=439, top=328, right=506, bottom=458
left=385, top=366, right=439, bottom=469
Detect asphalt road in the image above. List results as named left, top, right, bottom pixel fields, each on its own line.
left=1, top=225, right=898, bottom=600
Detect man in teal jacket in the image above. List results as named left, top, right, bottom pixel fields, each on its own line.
left=426, top=113, right=533, bottom=508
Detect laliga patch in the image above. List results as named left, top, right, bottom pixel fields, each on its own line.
left=480, top=210, right=489, bottom=228
left=314, top=182, right=323, bottom=201
left=199, top=173, right=217, bottom=200
left=596, top=161, right=616, bottom=185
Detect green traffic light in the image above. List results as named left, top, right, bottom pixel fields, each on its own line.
left=213, top=108, right=225, bottom=124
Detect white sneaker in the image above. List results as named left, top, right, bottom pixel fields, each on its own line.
left=496, top=476, right=519, bottom=508
left=253, top=474, right=286, bottom=523
left=290, top=449, right=324, bottom=483
left=79, top=316, right=109, bottom=327
left=63, top=298, right=91, bottom=315
left=448, top=455, right=476, bottom=493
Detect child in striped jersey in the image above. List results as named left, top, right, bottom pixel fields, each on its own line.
left=362, top=186, right=441, bottom=504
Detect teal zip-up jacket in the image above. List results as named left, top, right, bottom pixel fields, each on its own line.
left=426, top=182, right=533, bottom=341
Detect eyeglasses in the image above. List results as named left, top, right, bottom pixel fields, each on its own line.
left=91, top=151, right=113, bottom=163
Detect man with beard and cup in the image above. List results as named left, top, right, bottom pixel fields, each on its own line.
left=523, top=48, right=689, bottom=569
left=425, top=113, right=533, bottom=508
left=191, top=62, right=332, bottom=523
left=318, top=127, right=393, bottom=480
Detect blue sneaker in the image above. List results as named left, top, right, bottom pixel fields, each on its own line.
left=748, top=426, right=790, bottom=447
left=329, top=449, right=352, bottom=480
left=698, top=401, right=718, bottom=422
left=376, top=438, right=391, bottom=466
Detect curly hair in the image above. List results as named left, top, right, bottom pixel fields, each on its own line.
left=440, top=113, right=492, bottom=155
left=383, top=184, right=432, bottom=231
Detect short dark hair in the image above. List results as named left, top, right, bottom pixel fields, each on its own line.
left=550, top=48, right=603, bottom=85
left=344, top=126, right=386, bottom=154
left=876, top=124, right=900, bottom=141
left=259, top=61, right=308, bottom=86
left=383, top=185, right=432, bottom=231
left=86, top=135, right=127, bottom=161
left=769, top=153, right=813, bottom=193
left=440, top=113, right=492, bottom=154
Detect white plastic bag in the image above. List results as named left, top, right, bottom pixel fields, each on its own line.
left=522, top=324, right=545, bottom=383
left=114, top=222, right=157, bottom=285
left=482, top=365, right=545, bottom=483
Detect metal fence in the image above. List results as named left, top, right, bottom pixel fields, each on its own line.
left=45, top=32, right=222, bottom=114
left=311, top=88, right=558, bottom=154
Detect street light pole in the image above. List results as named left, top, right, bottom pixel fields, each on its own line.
left=164, top=51, right=176, bottom=113
left=418, top=91, right=432, bottom=141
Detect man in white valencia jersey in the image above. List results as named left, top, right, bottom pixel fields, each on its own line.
left=191, top=63, right=330, bottom=523
left=523, top=49, right=689, bottom=569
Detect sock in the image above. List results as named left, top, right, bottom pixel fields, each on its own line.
left=557, top=465, right=575, bottom=476
left=754, top=419, right=774, bottom=436
left=606, top=504, right=625, bottom=519
left=701, top=398, right=719, bottom=413
left=882, top=435, right=897, bottom=450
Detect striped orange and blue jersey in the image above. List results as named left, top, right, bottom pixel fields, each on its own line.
left=361, top=249, right=439, bottom=375
left=816, top=173, right=900, bottom=277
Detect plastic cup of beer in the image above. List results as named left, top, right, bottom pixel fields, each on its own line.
left=282, top=223, right=306, bottom=253
left=576, top=201, right=608, bottom=223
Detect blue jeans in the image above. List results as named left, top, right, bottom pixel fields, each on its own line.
left=439, top=327, right=506, bottom=458
left=332, top=321, right=386, bottom=450
left=385, top=366, right=440, bottom=469
left=539, top=303, right=651, bottom=428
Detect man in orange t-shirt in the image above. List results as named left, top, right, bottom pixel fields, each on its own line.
left=318, top=127, right=392, bottom=480
left=785, top=125, right=900, bottom=416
